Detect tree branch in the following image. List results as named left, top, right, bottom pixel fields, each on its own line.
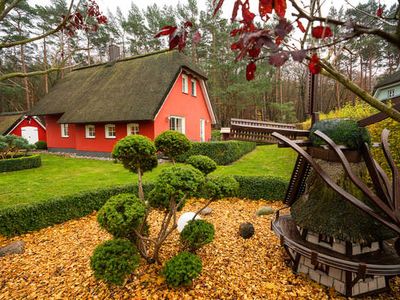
left=0, top=0, right=21, bottom=22
left=0, top=68, right=62, bottom=82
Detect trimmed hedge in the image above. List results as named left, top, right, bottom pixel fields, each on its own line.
left=234, top=175, right=288, bottom=200
left=0, top=175, right=288, bottom=237
left=177, top=141, right=256, bottom=165
left=0, top=155, right=41, bottom=172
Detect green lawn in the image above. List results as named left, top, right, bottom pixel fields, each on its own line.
left=212, top=145, right=297, bottom=179
left=0, top=145, right=296, bottom=209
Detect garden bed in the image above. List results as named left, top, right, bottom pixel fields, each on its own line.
left=1, top=198, right=399, bottom=299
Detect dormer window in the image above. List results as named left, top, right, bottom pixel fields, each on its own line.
left=388, top=88, right=395, bottom=98
left=85, top=124, right=96, bottom=138
left=191, top=79, right=197, bottom=97
left=182, top=74, right=188, bottom=94
left=105, top=124, right=116, bottom=139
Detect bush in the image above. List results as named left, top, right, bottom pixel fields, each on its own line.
left=310, top=119, right=371, bottom=150
left=177, top=141, right=256, bottom=165
left=0, top=135, right=34, bottom=159
left=149, top=165, right=204, bottom=209
left=97, top=194, right=146, bottom=238
left=90, top=239, right=140, bottom=285
left=155, top=130, right=191, bottom=163
left=234, top=175, right=288, bottom=200
left=162, top=251, right=202, bottom=287
left=180, top=220, right=215, bottom=251
left=35, top=141, right=47, bottom=150
left=0, top=154, right=41, bottom=172
left=186, top=155, right=217, bottom=175
left=211, top=130, right=221, bottom=141
left=112, top=135, right=157, bottom=174
left=201, top=175, right=239, bottom=200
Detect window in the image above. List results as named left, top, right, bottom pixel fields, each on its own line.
left=105, top=124, right=116, bottom=139
left=191, top=79, right=197, bottom=96
left=85, top=124, right=96, bottom=138
left=388, top=88, right=395, bottom=98
left=182, top=74, right=188, bottom=94
left=169, top=116, right=185, bottom=134
left=61, top=123, right=69, bottom=137
left=127, top=123, right=139, bottom=135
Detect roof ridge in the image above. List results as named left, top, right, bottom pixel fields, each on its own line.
left=73, top=49, right=175, bottom=72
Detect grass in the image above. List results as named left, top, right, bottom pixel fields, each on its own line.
left=211, top=145, right=297, bottom=179
left=0, top=145, right=296, bottom=209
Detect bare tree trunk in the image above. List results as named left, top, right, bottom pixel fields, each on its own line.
left=137, top=167, right=144, bottom=201
left=43, top=36, right=48, bottom=94
left=20, top=45, right=30, bottom=110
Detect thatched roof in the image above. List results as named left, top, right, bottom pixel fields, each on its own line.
left=0, top=112, right=24, bottom=135
left=30, top=50, right=207, bottom=123
left=374, top=69, right=400, bottom=89
left=291, top=172, right=396, bottom=243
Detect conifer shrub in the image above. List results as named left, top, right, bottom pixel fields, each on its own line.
left=90, top=239, right=140, bottom=286
left=34, top=141, right=47, bottom=150
left=155, top=130, right=191, bottom=163
left=180, top=219, right=215, bottom=251
left=97, top=193, right=146, bottom=238
left=186, top=155, right=217, bottom=175
left=162, top=251, right=202, bottom=287
left=201, top=175, right=239, bottom=200
left=310, top=119, right=371, bottom=150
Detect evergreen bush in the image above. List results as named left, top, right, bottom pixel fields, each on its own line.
left=154, top=130, right=191, bottom=163
left=34, top=141, right=47, bottom=150
left=90, top=239, right=140, bottom=285
left=0, top=154, right=41, bottom=172
left=201, top=175, right=239, bottom=200
left=180, top=219, right=215, bottom=251
left=186, top=155, right=217, bottom=175
left=162, top=251, right=202, bottom=287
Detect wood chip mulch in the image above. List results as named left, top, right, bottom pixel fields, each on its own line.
left=1, top=198, right=400, bottom=300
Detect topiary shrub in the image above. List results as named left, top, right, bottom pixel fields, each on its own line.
left=162, top=251, right=202, bottom=287
left=148, top=165, right=204, bottom=209
left=90, top=239, right=140, bottom=286
left=112, top=135, right=157, bottom=200
left=34, top=141, right=47, bottom=150
left=154, top=130, right=191, bottom=163
left=0, top=135, right=35, bottom=159
left=186, top=155, right=217, bottom=175
left=180, top=219, right=215, bottom=251
left=97, top=193, right=146, bottom=238
left=310, top=119, right=371, bottom=150
left=201, top=175, right=239, bottom=200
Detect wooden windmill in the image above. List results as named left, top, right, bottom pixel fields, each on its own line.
left=271, top=73, right=400, bottom=297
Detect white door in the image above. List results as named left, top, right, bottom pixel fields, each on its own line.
left=21, top=126, right=39, bottom=144
left=200, top=119, right=205, bottom=142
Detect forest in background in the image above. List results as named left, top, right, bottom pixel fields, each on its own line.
left=0, top=0, right=399, bottom=126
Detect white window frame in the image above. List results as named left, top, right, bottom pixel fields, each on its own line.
left=182, top=74, right=189, bottom=94
left=85, top=124, right=96, bottom=138
left=127, top=123, right=140, bottom=135
left=388, top=88, right=395, bottom=98
left=191, top=79, right=197, bottom=97
left=169, top=116, right=185, bottom=134
left=200, top=119, right=205, bottom=142
left=105, top=124, right=116, bottom=139
left=61, top=123, right=69, bottom=137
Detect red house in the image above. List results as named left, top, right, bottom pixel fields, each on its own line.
left=0, top=112, right=46, bottom=144
left=30, top=50, right=216, bottom=156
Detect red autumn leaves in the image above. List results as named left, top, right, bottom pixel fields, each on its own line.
left=155, top=21, right=199, bottom=51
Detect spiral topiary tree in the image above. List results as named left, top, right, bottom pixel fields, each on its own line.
left=154, top=130, right=191, bottom=164
left=112, top=135, right=157, bottom=200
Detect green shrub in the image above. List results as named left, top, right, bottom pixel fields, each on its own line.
left=162, top=251, right=202, bottom=287
left=234, top=175, right=288, bottom=200
left=155, top=130, right=191, bottom=163
left=97, top=193, right=146, bottom=238
left=0, top=135, right=34, bottom=159
left=211, top=130, right=221, bottom=141
left=112, top=135, right=157, bottom=174
left=34, top=141, right=47, bottom=150
left=310, top=119, right=371, bottom=150
left=180, top=220, right=215, bottom=251
left=177, top=141, right=256, bottom=165
left=90, top=239, right=140, bottom=285
left=0, top=154, right=41, bottom=172
left=186, top=155, right=217, bottom=175
left=201, top=175, right=239, bottom=200
left=149, top=165, right=204, bottom=209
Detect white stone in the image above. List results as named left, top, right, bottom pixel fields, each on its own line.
left=352, top=284, right=360, bottom=296
left=368, top=278, right=378, bottom=290
left=332, top=241, right=346, bottom=254
left=319, top=274, right=334, bottom=287
left=377, top=276, right=386, bottom=289
left=309, top=269, right=321, bottom=283
left=333, top=279, right=345, bottom=295
left=298, top=263, right=309, bottom=275
left=358, top=281, right=369, bottom=295
left=306, top=232, right=319, bottom=244
left=177, top=212, right=201, bottom=232
left=329, top=267, right=342, bottom=281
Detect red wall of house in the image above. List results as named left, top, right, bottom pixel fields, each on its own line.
left=10, top=117, right=47, bottom=142
left=45, top=115, right=76, bottom=149
left=154, top=72, right=212, bottom=141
